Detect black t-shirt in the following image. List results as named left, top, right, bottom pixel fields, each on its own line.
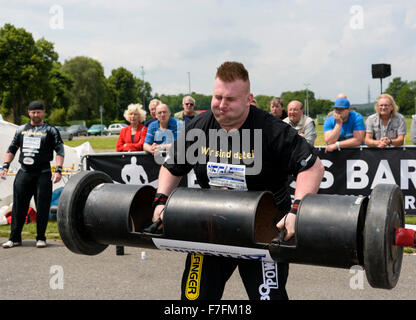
left=280, top=109, right=288, bottom=120
left=7, top=122, right=64, bottom=171
left=164, top=106, right=317, bottom=211
left=183, top=115, right=195, bottom=127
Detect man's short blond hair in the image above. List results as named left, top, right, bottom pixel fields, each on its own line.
left=123, top=103, right=147, bottom=122
left=182, top=96, right=195, bottom=104
left=149, top=99, right=161, bottom=108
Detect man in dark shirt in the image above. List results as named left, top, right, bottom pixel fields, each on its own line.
left=151, top=62, right=324, bottom=300
left=1, top=100, right=65, bottom=249
left=270, top=97, right=287, bottom=120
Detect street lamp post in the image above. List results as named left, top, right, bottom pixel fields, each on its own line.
left=414, top=96, right=416, bottom=115
left=99, top=105, right=103, bottom=135
left=187, top=72, right=191, bottom=94
left=140, top=66, right=146, bottom=107
left=304, top=83, right=310, bottom=117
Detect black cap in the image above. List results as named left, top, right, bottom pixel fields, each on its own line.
left=28, top=100, right=45, bottom=111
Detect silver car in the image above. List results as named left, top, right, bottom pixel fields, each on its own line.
left=107, top=123, right=128, bottom=135
left=56, top=126, right=73, bottom=141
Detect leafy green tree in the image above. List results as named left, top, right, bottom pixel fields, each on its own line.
left=254, top=95, right=274, bottom=112
left=135, top=78, right=153, bottom=109
left=44, top=62, right=73, bottom=112
left=62, top=56, right=107, bottom=121
left=0, top=23, right=58, bottom=124
left=385, top=77, right=407, bottom=100
left=47, top=107, right=67, bottom=125
left=313, top=99, right=334, bottom=117
left=190, top=93, right=212, bottom=110
left=396, top=81, right=416, bottom=115
left=108, top=67, right=137, bottom=119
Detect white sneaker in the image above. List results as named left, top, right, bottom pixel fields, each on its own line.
left=36, top=240, right=47, bottom=248
left=2, top=240, right=22, bottom=248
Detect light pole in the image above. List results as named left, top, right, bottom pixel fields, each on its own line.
left=304, top=83, right=310, bottom=117
left=414, top=96, right=416, bottom=115
left=187, top=72, right=191, bottom=94
left=99, top=105, right=103, bottom=135
left=140, top=66, right=146, bottom=107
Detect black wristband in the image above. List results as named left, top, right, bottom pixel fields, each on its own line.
left=55, top=166, right=63, bottom=174
left=2, top=162, right=10, bottom=170
left=289, top=199, right=301, bottom=215
left=152, top=193, right=168, bottom=209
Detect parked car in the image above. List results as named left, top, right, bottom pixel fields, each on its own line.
left=66, top=124, right=88, bottom=136
left=87, top=124, right=108, bottom=136
left=56, top=126, right=73, bottom=141
left=107, top=123, right=128, bottom=135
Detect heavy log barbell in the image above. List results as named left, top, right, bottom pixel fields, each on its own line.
left=57, top=170, right=414, bottom=289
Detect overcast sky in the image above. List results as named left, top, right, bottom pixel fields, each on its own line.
left=1, top=0, right=415, bottom=104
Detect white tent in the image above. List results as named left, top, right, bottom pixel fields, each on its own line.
left=0, top=117, right=94, bottom=211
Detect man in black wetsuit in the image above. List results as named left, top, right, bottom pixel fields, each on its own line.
left=151, top=62, right=324, bottom=300
left=1, top=100, right=65, bottom=249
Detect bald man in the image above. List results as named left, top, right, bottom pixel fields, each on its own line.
left=283, top=100, right=317, bottom=146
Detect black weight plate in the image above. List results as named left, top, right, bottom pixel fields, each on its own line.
left=363, top=184, right=404, bottom=289
left=57, top=171, right=113, bottom=255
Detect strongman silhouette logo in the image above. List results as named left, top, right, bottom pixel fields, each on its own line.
left=121, top=156, right=148, bottom=185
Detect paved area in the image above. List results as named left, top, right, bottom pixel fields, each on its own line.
left=1, top=237, right=415, bottom=300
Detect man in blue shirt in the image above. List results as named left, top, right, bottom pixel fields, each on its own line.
left=323, top=97, right=365, bottom=152
left=143, top=104, right=182, bottom=155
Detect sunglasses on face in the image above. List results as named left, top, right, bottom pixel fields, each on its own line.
left=185, top=103, right=194, bottom=106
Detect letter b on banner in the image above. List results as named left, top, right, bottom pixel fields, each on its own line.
left=347, top=160, right=369, bottom=189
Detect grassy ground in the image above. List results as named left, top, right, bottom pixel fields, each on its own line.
left=65, top=136, right=118, bottom=152
left=0, top=221, right=59, bottom=239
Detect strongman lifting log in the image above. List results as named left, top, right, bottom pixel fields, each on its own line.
left=57, top=170, right=416, bottom=290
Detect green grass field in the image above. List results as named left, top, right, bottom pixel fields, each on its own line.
left=65, top=136, right=118, bottom=152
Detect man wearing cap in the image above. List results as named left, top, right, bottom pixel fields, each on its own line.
left=1, top=100, right=65, bottom=249
left=323, top=97, right=365, bottom=153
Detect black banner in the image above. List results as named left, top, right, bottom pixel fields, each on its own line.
left=85, top=152, right=189, bottom=188
left=312, top=147, right=416, bottom=215
left=84, top=147, right=416, bottom=215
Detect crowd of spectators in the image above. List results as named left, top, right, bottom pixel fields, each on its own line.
left=269, top=93, right=411, bottom=149
left=117, top=91, right=413, bottom=155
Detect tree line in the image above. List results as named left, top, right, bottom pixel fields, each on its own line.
left=1, top=23, right=415, bottom=127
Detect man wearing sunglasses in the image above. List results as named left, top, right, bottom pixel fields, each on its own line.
left=174, top=96, right=199, bottom=127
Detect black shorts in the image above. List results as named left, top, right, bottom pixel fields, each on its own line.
left=181, top=253, right=289, bottom=300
